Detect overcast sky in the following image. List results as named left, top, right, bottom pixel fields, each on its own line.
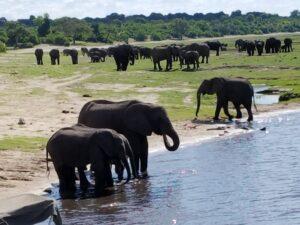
left=1, top=0, right=299, bottom=20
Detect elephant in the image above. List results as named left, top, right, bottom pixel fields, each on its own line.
left=78, top=100, right=180, bottom=178
left=235, top=39, right=246, bottom=52
left=255, top=40, right=265, bottom=56
left=245, top=41, right=255, bottom=56
left=151, top=46, right=173, bottom=71
left=265, top=37, right=281, bottom=53
left=179, top=50, right=200, bottom=70
left=46, top=124, right=136, bottom=197
left=205, top=41, right=227, bottom=56
left=170, top=44, right=181, bottom=61
left=107, top=45, right=135, bottom=71
left=196, top=77, right=256, bottom=122
left=89, top=48, right=107, bottom=62
left=139, top=47, right=152, bottom=59
left=132, top=46, right=140, bottom=60
left=81, top=47, right=89, bottom=56
left=63, top=49, right=78, bottom=64
left=34, top=49, right=43, bottom=65
left=283, top=38, right=293, bottom=52
left=181, top=43, right=210, bottom=63
left=49, top=49, right=60, bottom=65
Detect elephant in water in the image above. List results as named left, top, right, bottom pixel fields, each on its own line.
left=34, top=49, right=43, bottom=65
left=78, top=100, right=180, bottom=178
left=196, top=77, right=256, bottom=122
left=108, top=45, right=135, bottom=71
left=49, top=49, right=60, bottom=65
left=63, top=49, right=78, bottom=64
left=151, top=46, right=173, bottom=71
left=47, top=124, right=136, bottom=198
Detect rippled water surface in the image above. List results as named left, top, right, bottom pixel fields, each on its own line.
left=53, top=112, right=300, bottom=225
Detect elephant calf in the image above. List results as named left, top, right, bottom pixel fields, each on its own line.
left=49, top=49, right=60, bottom=65
left=35, top=49, right=43, bottom=65
left=179, top=50, right=200, bottom=70
left=47, top=124, right=136, bottom=197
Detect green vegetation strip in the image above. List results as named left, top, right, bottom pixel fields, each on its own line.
left=0, top=136, right=47, bottom=152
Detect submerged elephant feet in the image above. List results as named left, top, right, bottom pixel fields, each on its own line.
left=141, top=170, right=149, bottom=179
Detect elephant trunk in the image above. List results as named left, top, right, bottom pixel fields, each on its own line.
left=163, top=127, right=180, bottom=151
left=121, top=155, right=131, bottom=184
left=124, top=140, right=137, bottom=179
left=195, top=89, right=202, bottom=117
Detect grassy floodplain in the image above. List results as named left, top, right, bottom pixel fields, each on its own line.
left=0, top=33, right=299, bottom=151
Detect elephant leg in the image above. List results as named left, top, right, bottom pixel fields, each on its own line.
left=94, top=163, right=107, bottom=197
left=114, top=160, right=124, bottom=182
left=41, top=59, right=43, bottom=65
left=233, top=102, right=242, bottom=119
left=201, top=56, right=204, bottom=63
left=206, top=56, right=208, bottom=63
left=140, top=136, right=149, bottom=178
left=55, top=166, right=68, bottom=194
left=57, top=57, right=60, bottom=65
left=104, top=162, right=113, bottom=187
left=213, top=98, right=222, bottom=121
left=223, top=101, right=233, bottom=121
left=153, top=61, right=157, bottom=70
left=216, top=49, right=219, bottom=56
left=78, top=166, right=90, bottom=191
left=158, top=61, right=162, bottom=71
left=243, top=102, right=253, bottom=122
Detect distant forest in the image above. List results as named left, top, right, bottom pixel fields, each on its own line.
left=0, top=10, right=299, bottom=49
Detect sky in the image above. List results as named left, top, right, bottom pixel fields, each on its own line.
left=1, top=0, right=299, bottom=20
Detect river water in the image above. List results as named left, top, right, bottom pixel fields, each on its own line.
left=51, top=111, right=300, bottom=225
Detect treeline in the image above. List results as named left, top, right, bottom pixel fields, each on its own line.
left=0, top=10, right=299, bottom=51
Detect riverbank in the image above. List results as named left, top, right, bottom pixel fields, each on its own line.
left=1, top=102, right=299, bottom=199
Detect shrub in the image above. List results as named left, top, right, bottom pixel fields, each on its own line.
left=134, top=32, right=147, bottom=41
left=0, top=41, right=6, bottom=52
left=45, top=32, right=71, bottom=46
left=16, top=42, right=34, bottom=49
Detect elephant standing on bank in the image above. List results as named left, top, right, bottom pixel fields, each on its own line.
left=181, top=43, right=210, bottom=63
left=151, top=46, right=173, bottom=71
left=283, top=38, right=293, bottom=52
left=49, top=49, right=60, bottom=65
left=179, top=50, right=200, bottom=70
left=205, top=41, right=227, bottom=56
left=47, top=125, right=136, bottom=197
left=35, top=49, right=43, bottom=65
left=196, top=77, right=256, bottom=122
left=78, top=100, right=180, bottom=178
left=63, top=49, right=78, bottom=64
left=255, top=40, right=264, bottom=56
left=108, top=45, right=135, bottom=71
left=246, top=41, right=256, bottom=56
left=265, top=37, right=281, bottom=53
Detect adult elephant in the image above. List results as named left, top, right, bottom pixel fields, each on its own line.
left=151, top=46, right=173, bottom=71
left=245, top=41, right=256, bottom=56
left=81, top=47, right=89, bottom=56
left=78, top=100, right=180, bottom=178
left=108, top=45, right=135, bottom=71
left=139, top=47, right=152, bottom=59
left=35, top=49, right=43, bottom=65
left=63, top=49, right=78, bottom=64
left=89, top=48, right=107, bottom=62
left=265, top=37, right=281, bottom=53
left=47, top=124, right=136, bottom=197
left=49, top=49, right=60, bottom=65
left=283, top=38, right=293, bottom=52
left=132, top=46, right=140, bottom=60
left=205, top=41, right=227, bottom=56
left=181, top=43, right=210, bottom=63
left=255, top=40, right=264, bottom=56
left=196, top=77, right=256, bottom=122
left=179, top=50, right=200, bottom=70
left=235, top=39, right=246, bottom=52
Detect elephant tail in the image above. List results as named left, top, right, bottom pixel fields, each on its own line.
left=46, top=149, right=50, bottom=177
left=253, top=95, right=258, bottom=112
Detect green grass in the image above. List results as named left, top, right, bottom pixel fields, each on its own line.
left=0, top=136, right=47, bottom=152
left=0, top=33, right=300, bottom=124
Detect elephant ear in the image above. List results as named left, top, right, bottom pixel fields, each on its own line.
left=124, top=103, right=152, bottom=136
left=211, top=77, right=225, bottom=94
left=90, top=131, right=115, bottom=159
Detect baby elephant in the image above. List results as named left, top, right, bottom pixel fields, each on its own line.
left=46, top=124, right=136, bottom=197
left=35, top=49, right=43, bottom=65
left=179, top=50, right=200, bottom=70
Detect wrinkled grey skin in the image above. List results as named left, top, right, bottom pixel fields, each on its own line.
left=49, top=49, right=60, bottom=65
left=35, top=48, right=43, bottom=65
left=78, top=100, right=180, bottom=178
left=255, top=40, right=265, bottom=56
left=179, top=50, right=200, bottom=70
left=63, top=49, right=78, bottom=64
left=151, top=46, right=173, bottom=71
left=47, top=124, right=136, bottom=198
left=107, top=45, right=135, bottom=71
left=89, top=48, right=107, bottom=62
left=196, top=77, right=256, bottom=122
left=181, top=43, right=210, bottom=63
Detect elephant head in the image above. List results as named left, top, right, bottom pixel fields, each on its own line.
left=196, top=77, right=225, bottom=117
left=128, top=46, right=135, bottom=65
left=124, top=103, right=180, bottom=151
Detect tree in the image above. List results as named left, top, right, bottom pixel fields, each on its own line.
left=53, top=17, right=92, bottom=44
left=38, top=14, right=51, bottom=37
left=231, top=10, right=242, bottom=17
left=290, top=10, right=300, bottom=18
left=171, top=19, right=189, bottom=39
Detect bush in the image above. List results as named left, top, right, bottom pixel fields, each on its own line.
left=16, top=42, right=34, bottom=49
left=151, top=33, right=163, bottom=41
left=134, top=32, right=147, bottom=41
left=0, top=41, right=6, bottom=52
left=45, top=32, right=70, bottom=46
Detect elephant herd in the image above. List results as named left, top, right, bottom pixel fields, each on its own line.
left=47, top=76, right=256, bottom=198
left=235, top=37, right=293, bottom=56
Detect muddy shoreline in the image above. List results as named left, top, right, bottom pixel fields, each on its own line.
left=0, top=102, right=299, bottom=200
